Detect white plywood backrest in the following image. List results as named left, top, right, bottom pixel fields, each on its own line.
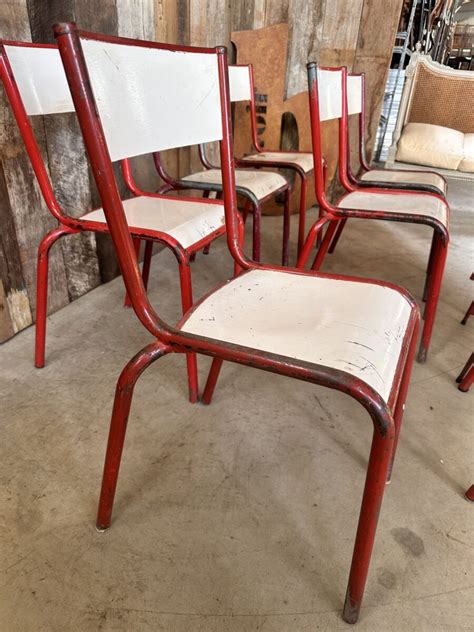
left=80, top=37, right=223, bottom=161
left=229, top=65, right=251, bottom=102
left=4, top=45, right=74, bottom=115
left=347, top=74, right=362, bottom=115
left=316, top=68, right=342, bottom=121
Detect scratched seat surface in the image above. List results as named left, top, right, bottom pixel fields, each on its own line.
left=360, top=169, right=447, bottom=195
left=82, top=195, right=225, bottom=249
left=180, top=268, right=413, bottom=403
left=240, top=151, right=314, bottom=173
left=338, top=190, right=449, bottom=227
left=181, top=168, right=288, bottom=201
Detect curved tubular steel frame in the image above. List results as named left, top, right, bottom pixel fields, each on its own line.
left=54, top=23, right=420, bottom=624
left=0, top=41, right=232, bottom=402
left=152, top=149, right=291, bottom=265
left=235, top=64, right=314, bottom=259
left=298, top=63, right=448, bottom=363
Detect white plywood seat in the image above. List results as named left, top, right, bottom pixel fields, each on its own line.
left=360, top=169, right=447, bottom=195
left=181, top=168, right=288, bottom=200
left=241, top=151, right=314, bottom=173
left=338, top=190, right=448, bottom=227
left=82, top=195, right=225, bottom=249
left=181, top=269, right=413, bottom=403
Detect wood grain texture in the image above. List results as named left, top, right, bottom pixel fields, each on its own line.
left=353, top=0, right=404, bottom=160
left=0, top=0, right=70, bottom=340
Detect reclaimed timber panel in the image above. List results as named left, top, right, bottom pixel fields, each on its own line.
left=0, top=0, right=69, bottom=341
left=353, top=0, right=404, bottom=161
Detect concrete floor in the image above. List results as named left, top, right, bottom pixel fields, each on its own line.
left=1, top=179, right=473, bottom=631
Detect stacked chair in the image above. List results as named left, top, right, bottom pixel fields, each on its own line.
left=1, top=21, right=458, bottom=624
left=296, top=65, right=450, bottom=363
left=154, top=65, right=292, bottom=264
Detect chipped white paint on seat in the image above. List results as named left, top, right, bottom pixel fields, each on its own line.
left=82, top=196, right=225, bottom=249
left=181, top=269, right=412, bottom=403
left=181, top=168, right=287, bottom=200
left=80, top=38, right=223, bottom=161
left=229, top=65, right=252, bottom=102
left=360, top=169, right=447, bottom=194
left=339, top=190, right=448, bottom=227
left=241, top=152, right=314, bottom=173
left=4, top=45, right=74, bottom=115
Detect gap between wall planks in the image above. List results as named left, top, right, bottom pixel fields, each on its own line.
left=0, top=0, right=402, bottom=341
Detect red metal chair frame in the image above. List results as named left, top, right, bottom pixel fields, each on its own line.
left=153, top=141, right=292, bottom=265
left=298, top=64, right=449, bottom=363
left=0, top=41, right=231, bottom=403
left=234, top=64, right=314, bottom=258
left=54, top=23, right=419, bottom=624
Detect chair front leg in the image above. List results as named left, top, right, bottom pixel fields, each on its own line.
left=311, top=219, right=338, bottom=271
left=177, top=254, right=199, bottom=403
left=124, top=238, right=142, bottom=307
left=343, top=414, right=395, bottom=624
left=142, top=240, right=154, bottom=290
left=328, top=217, right=348, bottom=254
left=96, top=341, right=172, bottom=531
left=422, top=232, right=437, bottom=302
left=387, top=318, right=419, bottom=482
left=418, top=232, right=448, bottom=363
left=252, top=201, right=262, bottom=262
left=35, top=225, right=78, bottom=368
left=297, top=174, right=308, bottom=258
left=201, top=357, right=224, bottom=405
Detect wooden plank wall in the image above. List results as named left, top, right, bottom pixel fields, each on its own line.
left=0, top=0, right=402, bottom=342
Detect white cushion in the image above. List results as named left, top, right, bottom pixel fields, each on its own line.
left=181, top=168, right=288, bottom=201
left=338, top=190, right=448, bottom=227
left=240, top=151, right=314, bottom=173
left=360, top=169, right=447, bottom=195
left=396, top=123, right=464, bottom=171
left=181, top=268, right=413, bottom=404
left=82, top=195, right=225, bottom=249
left=459, top=134, right=474, bottom=173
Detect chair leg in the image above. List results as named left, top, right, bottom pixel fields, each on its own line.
left=282, top=188, right=291, bottom=266
left=343, top=421, right=394, bottom=624
left=297, top=175, right=308, bottom=258
left=252, top=201, right=262, bottom=262
left=311, top=220, right=338, bottom=271
left=202, top=357, right=224, bottom=405
left=387, top=320, right=419, bottom=482
left=141, top=240, right=153, bottom=291
left=242, top=198, right=252, bottom=225
left=465, top=485, right=474, bottom=502
left=178, top=257, right=199, bottom=403
left=422, top=233, right=437, bottom=302
left=461, top=301, right=474, bottom=325
left=456, top=353, right=474, bottom=392
left=96, top=341, right=171, bottom=531
left=35, top=225, right=77, bottom=368
left=124, top=238, right=142, bottom=307
left=418, top=233, right=448, bottom=363
left=328, top=218, right=347, bottom=254
left=203, top=243, right=211, bottom=255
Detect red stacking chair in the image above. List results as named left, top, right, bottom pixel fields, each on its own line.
left=0, top=41, right=238, bottom=403
left=298, top=65, right=449, bottom=363
left=231, top=64, right=314, bottom=258
left=54, top=23, right=419, bottom=623
left=328, top=71, right=448, bottom=257
left=154, top=65, right=292, bottom=265
left=345, top=72, right=447, bottom=197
